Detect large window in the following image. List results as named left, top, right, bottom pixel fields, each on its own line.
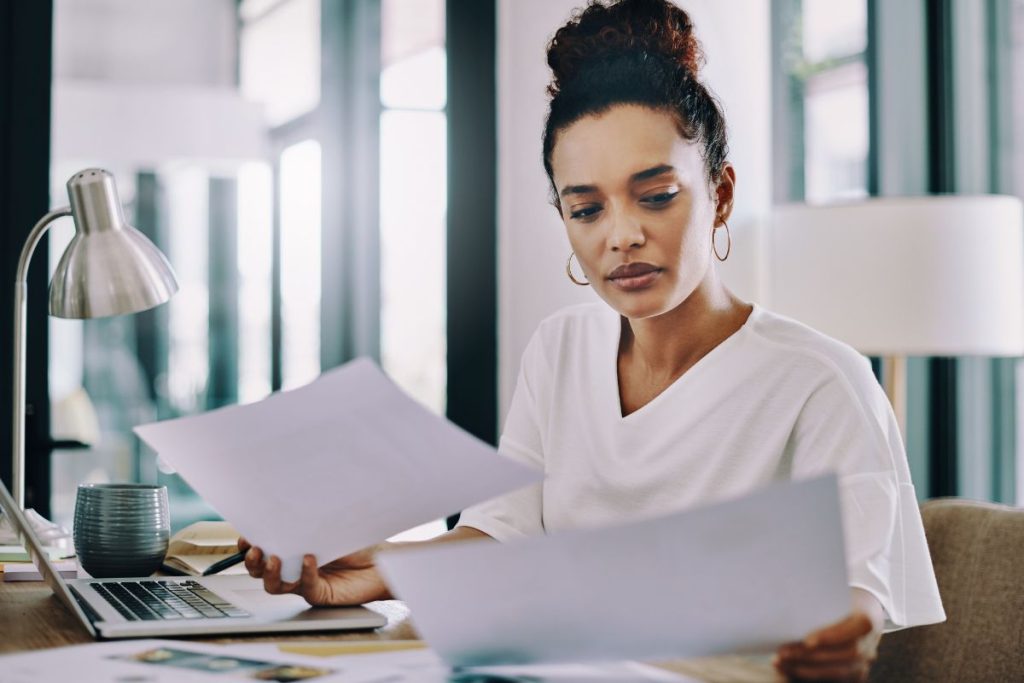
left=49, top=0, right=272, bottom=529
left=46, top=0, right=453, bottom=534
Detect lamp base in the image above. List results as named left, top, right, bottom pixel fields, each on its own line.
left=882, top=355, right=908, bottom=443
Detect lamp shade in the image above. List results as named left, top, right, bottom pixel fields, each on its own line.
left=769, top=195, right=1024, bottom=356
left=49, top=169, right=179, bottom=319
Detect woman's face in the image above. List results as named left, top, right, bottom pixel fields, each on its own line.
left=550, top=104, right=734, bottom=321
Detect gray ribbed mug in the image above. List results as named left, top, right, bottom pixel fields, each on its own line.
left=73, top=484, right=169, bottom=578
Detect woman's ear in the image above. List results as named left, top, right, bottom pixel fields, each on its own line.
left=714, top=163, right=737, bottom=225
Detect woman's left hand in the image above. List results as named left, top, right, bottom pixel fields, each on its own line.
left=773, top=588, right=884, bottom=682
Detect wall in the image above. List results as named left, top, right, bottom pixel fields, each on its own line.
left=497, top=0, right=772, bottom=417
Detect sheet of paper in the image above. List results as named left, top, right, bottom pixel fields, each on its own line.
left=223, top=642, right=695, bottom=682
left=0, top=639, right=406, bottom=683
left=0, top=639, right=692, bottom=683
left=135, top=358, right=542, bottom=582
left=378, top=474, right=850, bottom=667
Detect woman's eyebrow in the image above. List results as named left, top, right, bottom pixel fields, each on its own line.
left=630, top=164, right=676, bottom=182
left=559, top=164, right=676, bottom=198
left=559, top=183, right=598, bottom=198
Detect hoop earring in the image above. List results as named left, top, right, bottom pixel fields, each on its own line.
left=712, top=220, right=731, bottom=262
left=566, top=252, right=590, bottom=286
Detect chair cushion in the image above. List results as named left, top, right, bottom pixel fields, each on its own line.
left=870, top=498, right=1024, bottom=682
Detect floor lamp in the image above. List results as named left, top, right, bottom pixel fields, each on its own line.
left=11, top=169, right=178, bottom=509
left=769, top=195, right=1024, bottom=439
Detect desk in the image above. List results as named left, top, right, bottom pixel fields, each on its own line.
left=0, top=579, right=779, bottom=682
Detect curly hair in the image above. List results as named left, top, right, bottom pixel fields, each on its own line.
left=542, top=0, right=729, bottom=206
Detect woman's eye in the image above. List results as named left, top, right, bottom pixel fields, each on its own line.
left=640, top=191, right=679, bottom=206
left=569, top=205, right=602, bottom=221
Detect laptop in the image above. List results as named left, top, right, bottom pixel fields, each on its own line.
left=0, top=478, right=387, bottom=639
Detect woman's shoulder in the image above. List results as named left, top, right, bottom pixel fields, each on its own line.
left=535, top=302, right=611, bottom=333
left=528, top=302, right=615, bottom=348
left=519, top=302, right=614, bottom=370
left=745, top=304, right=876, bottom=390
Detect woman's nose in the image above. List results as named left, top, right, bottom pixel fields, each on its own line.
left=607, top=208, right=645, bottom=252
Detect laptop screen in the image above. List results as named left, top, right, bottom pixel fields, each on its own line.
left=0, top=477, right=96, bottom=636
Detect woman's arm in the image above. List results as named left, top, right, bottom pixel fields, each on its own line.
left=240, top=525, right=492, bottom=606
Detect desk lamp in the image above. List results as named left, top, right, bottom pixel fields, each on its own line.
left=11, top=169, right=178, bottom=508
left=769, top=195, right=1024, bottom=438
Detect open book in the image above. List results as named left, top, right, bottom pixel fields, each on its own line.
left=161, top=521, right=246, bottom=576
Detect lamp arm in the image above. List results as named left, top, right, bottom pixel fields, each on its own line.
left=12, top=206, right=72, bottom=509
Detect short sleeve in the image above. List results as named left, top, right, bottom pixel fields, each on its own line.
left=456, top=333, right=547, bottom=541
left=787, top=359, right=946, bottom=630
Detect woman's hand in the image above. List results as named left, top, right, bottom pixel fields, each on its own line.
left=238, top=537, right=392, bottom=607
left=773, top=588, right=885, bottom=682
left=237, top=527, right=491, bottom=607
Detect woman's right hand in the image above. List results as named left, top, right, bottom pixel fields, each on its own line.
left=238, top=537, right=392, bottom=607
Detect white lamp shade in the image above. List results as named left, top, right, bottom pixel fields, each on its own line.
left=769, top=195, right=1024, bottom=356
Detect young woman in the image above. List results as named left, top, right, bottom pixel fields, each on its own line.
left=242, top=1, right=944, bottom=679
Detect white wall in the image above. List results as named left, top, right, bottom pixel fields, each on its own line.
left=497, top=0, right=772, bottom=416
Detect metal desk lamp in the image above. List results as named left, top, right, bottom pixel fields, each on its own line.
left=11, top=169, right=178, bottom=508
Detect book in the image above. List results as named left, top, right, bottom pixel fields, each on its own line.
left=0, top=544, right=69, bottom=563
left=161, top=521, right=246, bottom=576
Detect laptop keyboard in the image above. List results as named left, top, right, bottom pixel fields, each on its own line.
left=89, top=579, right=250, bottom=621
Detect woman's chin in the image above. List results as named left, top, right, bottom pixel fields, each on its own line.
left=598, top=288, right=673, bottom=321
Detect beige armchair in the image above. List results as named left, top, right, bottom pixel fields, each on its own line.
left=869, top=498, right=1024, bottom=682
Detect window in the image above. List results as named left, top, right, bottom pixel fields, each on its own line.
left=48, top=0, right=275, bottom=530
left=239, top=0, right=321, bottom=127
left=47, top=0, right=453, bottom=535
left=379, top=0, right=449, bottom=542
left=279, top=140, right=323, bottom=389
left=777, top=0, right=869, bottom=203
left=379, top=0, right=448, bottom=414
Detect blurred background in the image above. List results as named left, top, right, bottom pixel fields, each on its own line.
left=1, top=0, right=1023, bottom=534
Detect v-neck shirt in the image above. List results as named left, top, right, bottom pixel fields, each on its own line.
left=457, top=302, right=945, bottom=630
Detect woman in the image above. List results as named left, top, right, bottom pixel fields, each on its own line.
left=242, top=1, right=945, bottom=679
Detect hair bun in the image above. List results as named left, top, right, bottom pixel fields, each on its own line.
left=546, top=0, right=704, bottom=97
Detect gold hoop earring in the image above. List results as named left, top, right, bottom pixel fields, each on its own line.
left=566, top=252, right=590, bottom=286
left=713, top=220, right=731, bottom=262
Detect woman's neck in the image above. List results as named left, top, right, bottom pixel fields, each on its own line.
left=619, top=278, right=750, bottom=381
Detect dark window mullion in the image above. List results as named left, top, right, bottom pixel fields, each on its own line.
left=925, top=0, right=958, bottom=498
left=271, top=156, right=283, bottom=392
left=320, top=0, right=382, bottom=369
left=207, top=176, right=240, bottom=409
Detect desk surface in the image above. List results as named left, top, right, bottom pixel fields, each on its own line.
left=0, top=579, right=779, bottom=682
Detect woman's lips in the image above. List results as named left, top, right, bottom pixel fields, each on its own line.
left=607, top=263, right=663, bottom=291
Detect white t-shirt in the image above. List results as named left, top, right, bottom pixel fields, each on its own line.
left=458, top=302, right=946, bottom=630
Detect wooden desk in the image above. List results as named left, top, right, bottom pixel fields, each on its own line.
left=0, top=579, right=780, bottom=682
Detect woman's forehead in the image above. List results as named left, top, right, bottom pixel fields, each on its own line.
left=550, top=105, right=704, bottom=187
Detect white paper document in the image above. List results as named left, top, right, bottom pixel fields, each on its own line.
left=226, top=642, right=697, bottom=682
left=0, top=639, right=695, bottom=683
left=134, top=359, right=542, bottom=582
left=378, top=474, right=850, bottom=667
